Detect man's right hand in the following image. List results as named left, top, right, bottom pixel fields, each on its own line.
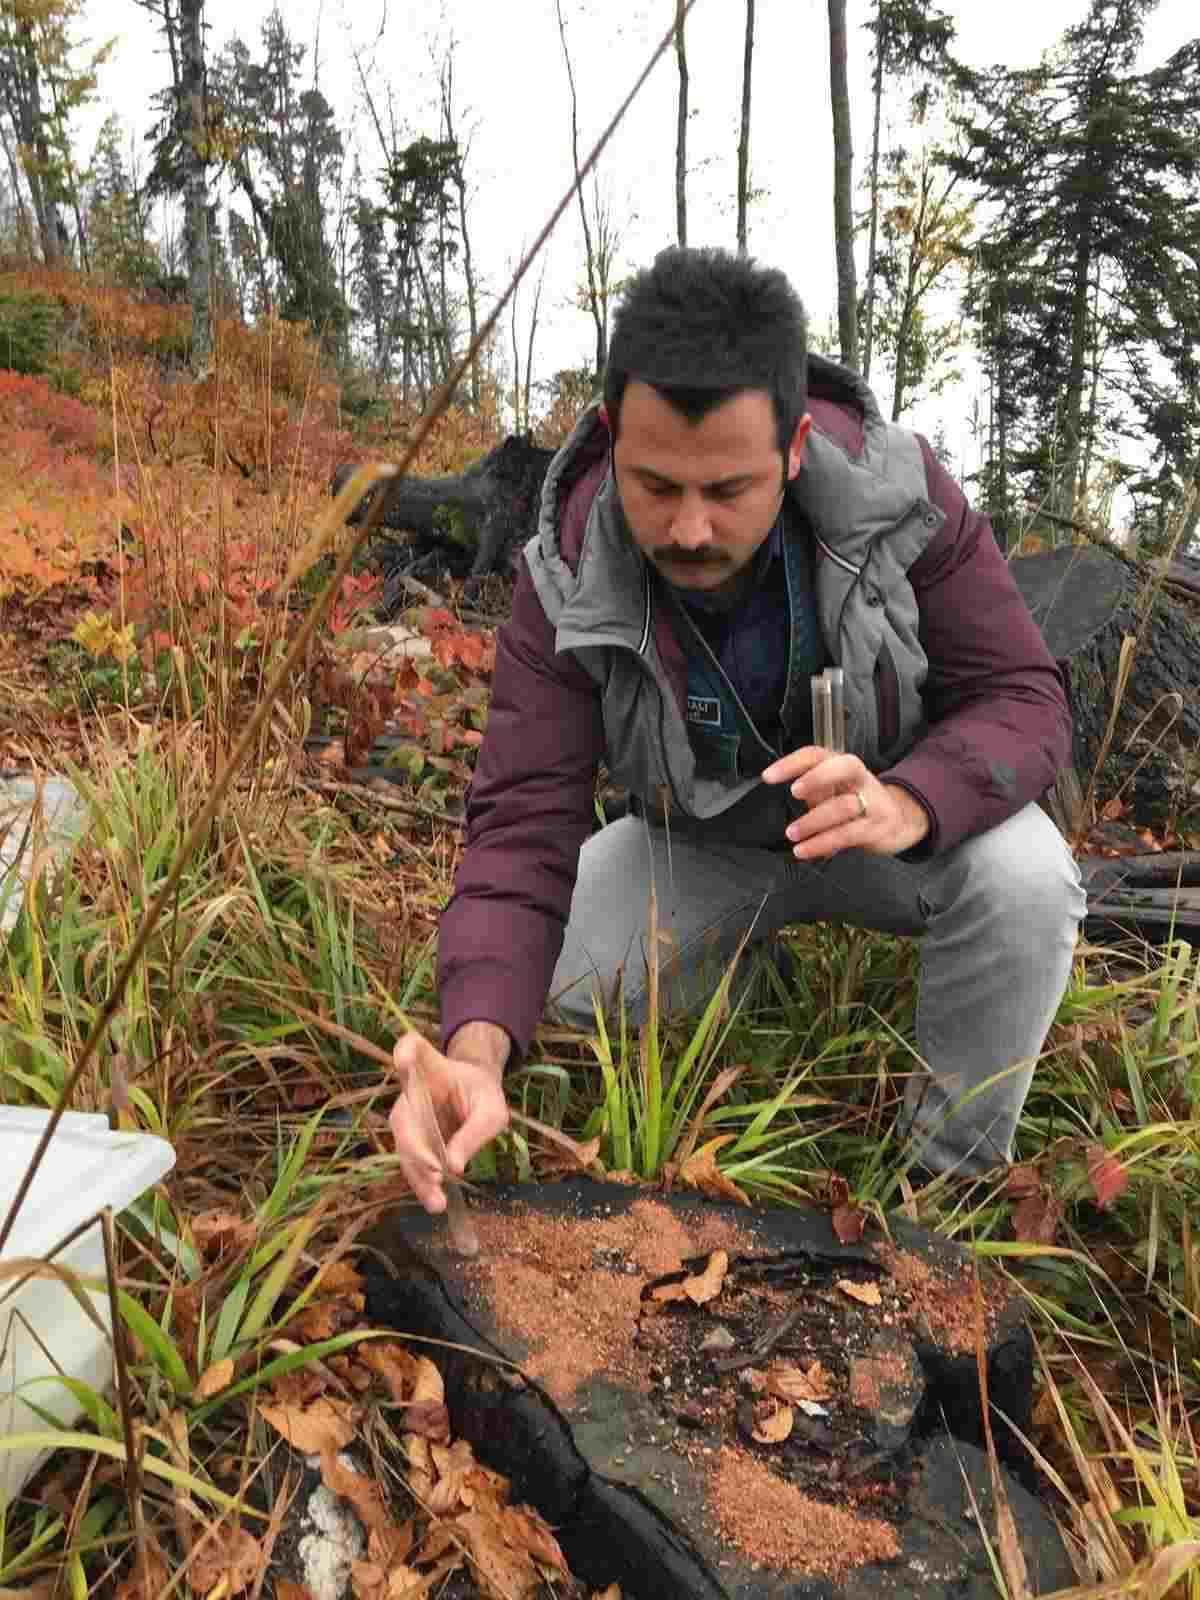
left=389, top=1026, right=510, bottom=1214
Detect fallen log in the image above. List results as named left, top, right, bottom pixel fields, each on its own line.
left=332, top=433, right=555, bottom=599
left=1077, top=853, right=1200, bottom=944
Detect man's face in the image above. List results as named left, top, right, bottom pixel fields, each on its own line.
left=612, top=381, right=811, bottom=594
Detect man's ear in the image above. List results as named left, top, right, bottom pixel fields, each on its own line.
left=786, top=414, right=813, bottom=482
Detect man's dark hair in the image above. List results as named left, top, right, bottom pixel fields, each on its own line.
left=603, top=246, right=809, bottom=457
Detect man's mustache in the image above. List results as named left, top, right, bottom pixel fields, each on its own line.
left=651, top=546, right=726, bottom=566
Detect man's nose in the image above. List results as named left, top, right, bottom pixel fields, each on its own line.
left=669, top=491, right=713, bottom=548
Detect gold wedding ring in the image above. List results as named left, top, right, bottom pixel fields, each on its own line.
left=853, top=789, right=868, bottom=820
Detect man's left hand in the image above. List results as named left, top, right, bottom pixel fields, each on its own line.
left=761, top=748, right=931, bottom=860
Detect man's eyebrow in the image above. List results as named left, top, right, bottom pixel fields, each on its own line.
left=630, top=466, right=759, bottom=490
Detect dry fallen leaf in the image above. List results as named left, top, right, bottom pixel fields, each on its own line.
left=269, top=1364, right=329, bottom=1410
left=351, top=1556, right=439, bottom=1600
left=683, top=1249, right=729, bottom=1305
left=534, top=1132, right=603, bottom=1179
left=191, top=1210, right=257, bottom=1259
left=411, top=1355, right=445, bottom=1407
left=500, top=1503, right=570, bottom=1576
left=194, top=1357, right=234, bottom=1401
left=259, top=1394, right=356, bottom=1454
left=837, top=1279, right=882, bottom=1307
left=647, top=1279, right=689, bottom=1306
left=111, top=1543, right=170, bottom=1600
left=427, top=1438, right=479, bottom=1516
left=676, top=1137, right=751, bottom=1207
left=361, top=1339, right=419, bottom=1404
left=751, top=1399, right=794, bottom=1443
left=320, top=1451, right=413, bottom=1564
left=405, top=1399, right=451, bottom=1442
left=456, top=1507, right=543, bottom=1600
left=404, top=1431, right=435, bottom=1502
left=293, top=1292, right=360, bottom=1343
left=273, top=1582, right=318, bottom=1600
left=187, top=1523, right=263, bottom=1596
left=319, top=1261, right=367, bottom=1295
left=764, top=1359, right=834, bottom=1403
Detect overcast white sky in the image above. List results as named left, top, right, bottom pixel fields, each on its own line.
left=82, top=0, right=1197, bottom=496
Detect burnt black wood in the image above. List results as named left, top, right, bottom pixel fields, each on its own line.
left=1009, top=546, right=1200, bottom=833
left=332, top=433, right=555, bottom=596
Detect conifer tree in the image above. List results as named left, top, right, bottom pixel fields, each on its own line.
left=955, top=0, right=1200, bottom=535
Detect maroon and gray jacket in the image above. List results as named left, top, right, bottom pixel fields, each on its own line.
left=438, top=356, right=1072, bottom=1059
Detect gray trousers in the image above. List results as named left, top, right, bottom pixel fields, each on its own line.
left=548, top=803, right=1087, bottom=1177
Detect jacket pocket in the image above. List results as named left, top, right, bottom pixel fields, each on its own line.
left=874, top=637, right=901, bottom=754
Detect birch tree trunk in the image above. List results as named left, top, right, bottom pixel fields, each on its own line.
left=736, top=0, right=755, bottom=255
left=828, top=0, right=859, bottom=369
left=180, top=0, right=211, bottom=373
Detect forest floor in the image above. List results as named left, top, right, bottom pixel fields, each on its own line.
left=1, top=267, right=1198, bottom=1599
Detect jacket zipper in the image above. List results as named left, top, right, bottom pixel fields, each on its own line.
left=668, top=593, right=778, bottom=771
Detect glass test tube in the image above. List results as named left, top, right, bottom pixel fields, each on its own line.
left=811, top=667, right=845, bottom=754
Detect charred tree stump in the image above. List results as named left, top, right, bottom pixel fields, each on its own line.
left=332, top=434, right=555, bottom=604
left=1009, top=546, right=1200, bottom=834
left=1010, top=545, right=1200, bottom=942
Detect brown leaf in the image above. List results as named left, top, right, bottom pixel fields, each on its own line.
left=751, top=1399, right=794, bottom=1443
left=349, top=1560, right=388, bottom=1600
left=682, top=1249, right=729, bottom=1306
left=273, top=1583, right=318, bottom=1600
left=111, top=1543, right=171, bottom=1600
left=321, top=1451, right=411, bottom=1563
left=187, top=1523, right=263, bottom=1596
left=404, top=1431, right=435, bottom=1502
left=500, top=1503, right=570, bottom=1575
left=411, top=1355, right=445, bottom=1407
left=456, top=1507, right=542, bottom=1599
left=1011, top=1191, right=1064, bottom=1245
left=831, top=1201, right=867, bottom=1244
left=194, top=1357, right=234, bottom=1401
left=1086, top=1144, right=1129, bottom=1209
left=319, top=1262, right=367, bottom=1296
left=764, top=1359, right=833, bottom=1403
left=191, top=1209, right=256, bottom=1259
left=269, top=1365, right=328, bottom=1410
left=426, top=1438, right=479, bottom=1516
left=360, top=1339, right=420, bottom=1404
left=536, top=1133, right=603, bottom=1179
left=676, top=1137, right=751, bottom=1207
left=837, top=1279, right=882, bottom=1306
left=259, top=1394, right=356, bottom=1454
left=293, top=1288, right=361, bottom=1343
left=405, top=1399, right=451, bottom=1442
left=647, top=1279, right=689, bottom=1306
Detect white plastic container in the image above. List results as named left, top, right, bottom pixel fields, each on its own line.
left=0, top=1107, right=176, bottom=1502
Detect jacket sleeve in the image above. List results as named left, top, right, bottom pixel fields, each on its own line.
left=880, top=438, right=1073, bottom=856
left=437, top=558, right=605, bottom=1060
